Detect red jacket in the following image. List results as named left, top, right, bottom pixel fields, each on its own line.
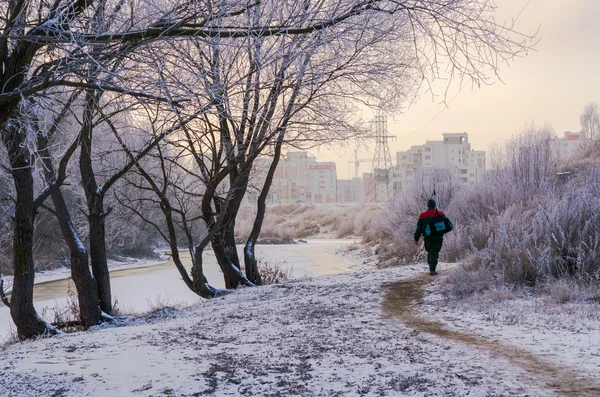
left=414, top=209, right=445, bottom=241
left=419, top=209, right=444, bottom=220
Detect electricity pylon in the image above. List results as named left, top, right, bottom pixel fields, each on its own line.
left=367, top=110, right=395, bottom=203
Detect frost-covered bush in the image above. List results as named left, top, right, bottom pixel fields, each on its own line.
left=439, top=260, right=493, bottom=297
left=379, top=169, right=464, bottom=263
left=383, top=124, right=600, bottom=294
left=451, top=133, right=600, bottom=294
left=258, top=259, right=294, bottom=284
left=472, top=169, right=600, bottom=285
left=335, top=216, right=357, bottom=238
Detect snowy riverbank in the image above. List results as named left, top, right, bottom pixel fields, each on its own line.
left=0, top=239, right=365, bottom=340
left=2, top=238, right=367, bottom=293
left=1, top=262, right=599, bottom=396
left=1, top=254, right=171, bottom=294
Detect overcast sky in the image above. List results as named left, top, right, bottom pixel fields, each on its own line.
left=321, top=0, right=600, bottom=179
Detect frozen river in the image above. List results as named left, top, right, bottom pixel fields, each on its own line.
left=0, top=239, right=360, bottom=340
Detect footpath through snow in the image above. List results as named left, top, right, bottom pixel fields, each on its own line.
left=1, top=264, right=600, bottom=396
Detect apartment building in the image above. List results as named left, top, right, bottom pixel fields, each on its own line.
left=270, top=152, right=337, bottom=204
left=551, top=130, right=585, bottom=162
left=337, top=178, right=364, bottom=203
left=394, top=133, right=486, bottom=193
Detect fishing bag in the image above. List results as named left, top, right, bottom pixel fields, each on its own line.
left=424, top=210, right=454, bottom=237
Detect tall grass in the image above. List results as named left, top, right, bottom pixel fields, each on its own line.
left=235, top=204, right=381, bottom=241
left=257, top=259, right=294, bottom=284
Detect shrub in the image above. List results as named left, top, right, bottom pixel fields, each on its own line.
left=257, top=259, right=294, bottom=284
left=440, top=261, right=493, bottom=298
left=382, top=124, right=600, bottom=295
left=38, top=284, right=83, bottom=332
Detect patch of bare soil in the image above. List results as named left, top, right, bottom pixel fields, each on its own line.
left=383, top=274, right=600, bottom=397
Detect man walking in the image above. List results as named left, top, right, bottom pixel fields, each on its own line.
left=414, top=199, right=445, bottom=275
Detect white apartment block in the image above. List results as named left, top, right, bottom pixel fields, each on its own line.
left=337, top=178, right=364, bottom=203
left=551, top=131, right=585, bottom=163
left=394, top=133, right=486, bottom=192
left=270, top=152, right=337, bottom=204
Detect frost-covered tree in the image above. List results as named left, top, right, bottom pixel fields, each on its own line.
left=580, top=102, right=600, bottom=141
left=0, top=0, right=341, bottom=339
left=113, top=104, right=226, bottom=298
left=492, top=123, right=555, bottom=199
left=384, top=170, right=462, bottom=240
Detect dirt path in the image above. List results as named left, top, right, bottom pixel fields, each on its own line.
left=383, top=274, right=600, bottom=397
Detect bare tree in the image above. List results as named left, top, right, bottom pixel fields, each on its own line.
left=581, top=102, right=600, bottom=141
left=113, top=105, right=226, bottom=298
left=38, top=128, right=105, bottom=327
left=496, top=123, right=555, bottom=200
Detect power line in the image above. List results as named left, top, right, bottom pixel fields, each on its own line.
left=397, top=0, right=533, bottom=140
left=398, top=85, right=466, bottom=139
left=515, top=0, right=533, bottom=22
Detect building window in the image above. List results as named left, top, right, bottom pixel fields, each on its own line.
left=425, top=155, right=431, bottom=160
left=425, top=147, right=431, bottom=152
left=460, top=169, right=468, bottom=174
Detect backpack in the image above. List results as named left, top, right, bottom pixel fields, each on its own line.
left=424, top=210, right=454, bottom=237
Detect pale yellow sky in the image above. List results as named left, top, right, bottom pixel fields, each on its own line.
left=320, top=0, right=600, bottom=179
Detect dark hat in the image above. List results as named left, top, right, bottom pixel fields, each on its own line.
left=427, top=199, right=436, bottom=209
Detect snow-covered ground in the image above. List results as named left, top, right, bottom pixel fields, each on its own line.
left=1, top=260, right=599, bottom=396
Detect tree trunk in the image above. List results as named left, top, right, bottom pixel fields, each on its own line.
left=8, top=153, right=57, bottom=339
left=202, top=181, right=254, bottom=290
left=211, top=231, right=243, bottom=289
left=244, top=139, right=284, bottom=284
left=50, top=187, right=103, bottom=326
left=164, top=207, right=221, bottom=298
left=88, top=198, right=112, bottom=313
left=223, top=219, right=241, bottom=269
left=37, top=132, right=104, bottom=326
left=191, top=244, right=223, bottom=298
left=211, top=169, right=250, bottom=289
left=79, top=89, right=112, bottom=313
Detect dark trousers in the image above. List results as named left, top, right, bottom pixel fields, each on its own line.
left=424, top=237, right=443, bottom=272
